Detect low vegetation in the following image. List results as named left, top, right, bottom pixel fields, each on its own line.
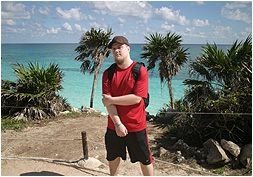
left=155, top=35, right=252, bottom=147
left=1, top=118, right=27, bottom=131
left=1, top=61, right=71, bottom=121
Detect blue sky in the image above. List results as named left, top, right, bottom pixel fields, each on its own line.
left=1, top=1, right=252, bottom=44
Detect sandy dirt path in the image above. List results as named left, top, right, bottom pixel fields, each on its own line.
left=1, top=114, right=211, bottom=176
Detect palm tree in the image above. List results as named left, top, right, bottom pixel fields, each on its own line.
left=184, top=35, right=252, bottom=113
left=75, top=28, right=113, bottom=108
left=181, top=35, right=252, bottom=144
left=141, top=32, right=189, bottom=109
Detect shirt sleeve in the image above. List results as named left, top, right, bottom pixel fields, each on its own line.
left=133, top=66, right=149, bottom=99
left=102, top=69, right=112, bottom=96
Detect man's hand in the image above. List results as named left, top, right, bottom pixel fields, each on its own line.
left=116, top=124, right=128, bottom=137
left=102, top=94, right=112, bottom=107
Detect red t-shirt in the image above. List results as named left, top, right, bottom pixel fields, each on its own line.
left=102, top=61, right=149, bottom=132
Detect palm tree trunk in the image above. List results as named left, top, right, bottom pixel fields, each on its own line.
left=90, top=65, right=99, bottom=108
left=168, top=79, right=174, bottom=109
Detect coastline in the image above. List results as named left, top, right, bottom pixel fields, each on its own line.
left=1, top=43, right=232, bottom=115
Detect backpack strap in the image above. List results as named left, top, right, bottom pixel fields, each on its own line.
left=132, top=62, right=149, bottom=108
left=132, top=62, right=145, bottom=81
left=107, top=63, right=117, bottom=82
left=108, top=62, right=145, bottom=82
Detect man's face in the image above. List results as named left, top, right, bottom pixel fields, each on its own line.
left=111, top=42, right=130, bottom=65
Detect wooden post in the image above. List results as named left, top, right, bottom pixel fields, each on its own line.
left=81, top=131, right=88, bottom=160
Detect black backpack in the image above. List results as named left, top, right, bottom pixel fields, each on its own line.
left=107, top=62, right=150, bottom=108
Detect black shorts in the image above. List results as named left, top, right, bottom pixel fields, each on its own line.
left=105, top=128, right=153, bottom=165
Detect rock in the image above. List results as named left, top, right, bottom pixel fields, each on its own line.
left=78, top=157, right=103, bottom=169
left=177, top=155, right=185, bottom=162
left=59, top=111, right=70, bottom=115
left=171, top=137, right=177, bottom=141
left=100, top=112, right=107, bottom=116
left=240, top=144, right=252, bottom=168
left=14, top=112, right=27, bottom=121
left=78, top=157, right=106, bottom=170
left=174, top=139, right=196, bottom=157
left=195, top=148, right=207, bottom=159
left=173, top=139, right=206, bottom=159
left=203, top=138, right=230, bottom=164
left=221, top=139, right=241, bottom=157
left=71, top=107, right=80, bottom=112
left=176, top=151, right=182, bottom=155
left=81, top=107, right=99, bottom=114
left=174, top=139, right=185, bottom=149
left=159, top=147, right=168, bottom=157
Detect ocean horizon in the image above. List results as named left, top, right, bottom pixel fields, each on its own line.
left=1, top=43, right=231, bottom=115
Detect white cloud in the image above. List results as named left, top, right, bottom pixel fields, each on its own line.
left=196, top=1, right=205, bottom=5
left=213, top=25, right=232, bottom=32
left=245, top=27, right=252, bottom=33
left=182, top=27, right=207, bottom=38
left=192, top=19, right=209, bottom=27
left=1, top=1, right=31, bottom=20
left=88, top=14, right=96, bottom=21
left=4, top=26, right=27, bottom=34
left=155, top=7, right=190, bottom=26
left=31, top=5, right=36, bottom=15
left=39, top=6, right=51, bottom=15
left=89, top=22, right=108, bottom=29
left=222, top=2, right=251, bottom=24
left=2, top=19, right=16, bottom=26
left=75, top=24, right=82, bottom=31
left=118, top=17, right=126, bottom=23
left=47, top=27, right=61, bottom=34
left=225, top=1, right=250, bottom=9
left=87, top=1, right=152, bottom=22
left=82, top=27, right=88, bottom=32
left=63, top=22, right=72, bottom=31
left=146, top=27, right=153, bottom=32
left=161, top=22, right=175, bottom=31
left=56, top=7, right=87, bottom=21
left=90, top=22, right=100, bottom=28
left=210, top=25, right=234, bottom=40
left=191, top=1, right=205, bottom=6
left=240, top=27, right=252, bottom=37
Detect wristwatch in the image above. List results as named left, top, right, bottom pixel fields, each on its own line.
left=114, top=122, right=122, bottom=127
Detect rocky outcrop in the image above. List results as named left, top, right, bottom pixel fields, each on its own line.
left=81, top=107, right=106, bottom=116
left=202, top=138, right=252, bottom=168
left=174, top=139, right=206, bottom=159
left=221, top=139, right=241, bottom=157
left=203, top=138, right=230, bottom=164
left=240, top=144, right=252, bottom=168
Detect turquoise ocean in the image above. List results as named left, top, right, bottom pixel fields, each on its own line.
left=1, top=43, right=231, bottom=115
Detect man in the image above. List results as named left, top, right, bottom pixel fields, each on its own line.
left=102, top=36, right=154, bottom=176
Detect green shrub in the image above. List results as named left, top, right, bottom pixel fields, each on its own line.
left=1, top=61, right=71, bottom=121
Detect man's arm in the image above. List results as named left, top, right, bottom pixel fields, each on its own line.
left=104, top=100, right=128, bottom=137
left=102, top=70, right=128, bottom=137
left=102, top=94, right=142, bottom=107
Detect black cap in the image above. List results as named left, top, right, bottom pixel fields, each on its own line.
left=108, top=36, right=129, bottom=49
